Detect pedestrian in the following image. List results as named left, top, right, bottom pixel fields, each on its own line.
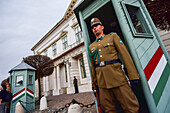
left=6, top=83, right=11, bottom=113
left=0, top=86, right=3, bottom=92
left=0, top=85, right=8, bottom=113
left=73, top=76, right=79, bottom=93
left=88, top=17, right=140, bottom=113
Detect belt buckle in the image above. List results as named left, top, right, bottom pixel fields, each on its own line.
left=100, top=61, right=105, bottom=66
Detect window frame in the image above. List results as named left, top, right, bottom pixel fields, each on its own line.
left=52, top=43, right=57, bottom=56
left=121, top=1, right=153, bottom=38
left=16, top=75, right=24, bottom=87
left=75, top=25, right=83, bottom=44
left=62, top=35, right=68, bottom=50
left=79, top=57, right=87, bottom=79
left=28, top=75, right=33, bottom=85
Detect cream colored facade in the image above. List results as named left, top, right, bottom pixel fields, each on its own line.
left=32, top=0, right=170, bottom=97
left=31, top=0, right=92, bottom=97
left=158, top=29, right=170, bottom=55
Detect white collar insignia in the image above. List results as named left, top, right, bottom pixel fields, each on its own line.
left=91, top=47, right=95, bottom=51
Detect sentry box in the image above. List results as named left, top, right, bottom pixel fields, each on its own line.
left=9, top=60, right=36, bottom=113
left=74, top=0, right=170, bottom=113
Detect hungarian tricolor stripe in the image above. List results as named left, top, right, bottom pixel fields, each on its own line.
left=12, top=88, right=25, bottom=103
left=144, top=46, right=170, bottom=105
left=27, top=88, right=34, bottom=98
left=12, top=88, right=34, bottom=103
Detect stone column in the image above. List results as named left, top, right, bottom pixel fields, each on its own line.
left=43, top=77, right=46, bottom=93
left=53, top=66, right=58, bottom=95
left=57, top=65, right=61, bottom=94
left=53, top=66, right=57, bottom=90
left=35, top=80, right=39, bottom=97
left=46, top=76, right=50, bottom=91
left=66, top=63, right=71, bottom=87
left=44, top=76, right=49, bottom=96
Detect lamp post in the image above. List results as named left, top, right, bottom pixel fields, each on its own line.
left=62, top=56, right=71, bottom=66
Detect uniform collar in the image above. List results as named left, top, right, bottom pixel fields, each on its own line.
left=96, top=35, right=104, bottom=42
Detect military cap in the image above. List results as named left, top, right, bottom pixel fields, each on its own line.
left=90, top=17, right=102, bottom=28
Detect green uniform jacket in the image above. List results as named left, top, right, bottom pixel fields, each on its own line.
left=88, top=33, right=139, bottom=88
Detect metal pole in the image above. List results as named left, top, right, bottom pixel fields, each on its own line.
left=111, top=0, right=158, bottom=113
left=139, top=0, right=170, bottom=65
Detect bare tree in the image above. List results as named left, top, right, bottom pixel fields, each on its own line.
left=24, top=55, right=54, bottom=99
left=144, top=0, right=170, bottom=31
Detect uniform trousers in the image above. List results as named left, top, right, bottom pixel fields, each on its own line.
left=0, top=102, right=6, bottom=113
left=99, top=83, right=139, bottom=113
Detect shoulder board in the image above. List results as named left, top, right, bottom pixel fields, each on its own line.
left=110, top=32, right=114, bottom=35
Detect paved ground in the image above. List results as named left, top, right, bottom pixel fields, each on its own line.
left=31, top=92, right=97, bottom=113
left=27, top=89, right=151, bottom=113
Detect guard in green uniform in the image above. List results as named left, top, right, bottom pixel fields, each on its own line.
left=88, top=17, right=139, bottom=113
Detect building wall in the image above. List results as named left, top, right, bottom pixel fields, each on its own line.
left=33, top=0, right=170, bottom=97
left=35, top=80, right=38, bottom=97
left=158, top=29, right=170, bottom=55
left=33, top=9, right=92, bottom=96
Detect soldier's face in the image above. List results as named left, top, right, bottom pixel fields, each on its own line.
left=92, top=24, right=104, bottom=37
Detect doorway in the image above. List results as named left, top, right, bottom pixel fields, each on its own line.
left=85, top=1, right=149, bottom=113
left=85, top=2, right=124, bottom=44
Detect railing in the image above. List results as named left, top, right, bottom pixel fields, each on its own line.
left=18, top=97, right=95, bottom=113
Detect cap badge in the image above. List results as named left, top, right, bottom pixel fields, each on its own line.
left=91, top=18, right=95, bottom=22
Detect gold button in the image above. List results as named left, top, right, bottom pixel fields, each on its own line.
left=99, top=49, right=101, bottom=51
left=98, top=44, right=100, bottom=46
left=100, top=55, right=102, bottom=57
left=108, top=43, right=110, bottom=45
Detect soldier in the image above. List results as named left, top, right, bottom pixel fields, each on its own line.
left=88, top=17, right=140, bottom=113
left=73, top=76, right=79, bottom=94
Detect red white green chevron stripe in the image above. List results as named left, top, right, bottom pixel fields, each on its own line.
left=12, top=88, right=34, bottom=103
left=12, top=88, right=25, bottom=103
left=144, top=46, right=170, bottom=105
left=27, top=88, right=34, bottom=98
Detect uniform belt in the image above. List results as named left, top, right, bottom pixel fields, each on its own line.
left=95, top=59, right=121, bottom=67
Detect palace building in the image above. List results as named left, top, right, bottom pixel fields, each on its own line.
left=31, top=0, right=92, bottom=97
left=31, top=0, right=170, bottom=97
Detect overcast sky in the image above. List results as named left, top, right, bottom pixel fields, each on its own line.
left=0, top=0, right=72, bottom=83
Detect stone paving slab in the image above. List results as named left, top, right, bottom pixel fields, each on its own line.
left=30, top=92, right=97, bottom=113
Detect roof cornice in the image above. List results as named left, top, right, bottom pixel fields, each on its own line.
left=63, top=0, right=77, bottom=19
left=53, top=41, right=84, bottom=62
left=31, top=18, right=65, bottom=51
left=31, top=0, right=78, bottom=51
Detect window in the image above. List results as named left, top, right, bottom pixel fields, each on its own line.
left=75, top=26, right=82, bottom=44
left=44, top=50, right=48, bottom=56
left=79, top=58, right=87, bottom=78
left=28, top=75, right=33, bottom=85
left=65, top=64, right=68, bottom=82
left=62, top=35, right=68, bottom=50
left=121, top=2, right=153, bottom=38
left=16, top=75, right=23, bottom=86
left=52, top=43, right=57, bottom=56
left=126, top=5, right=147, bottom=33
